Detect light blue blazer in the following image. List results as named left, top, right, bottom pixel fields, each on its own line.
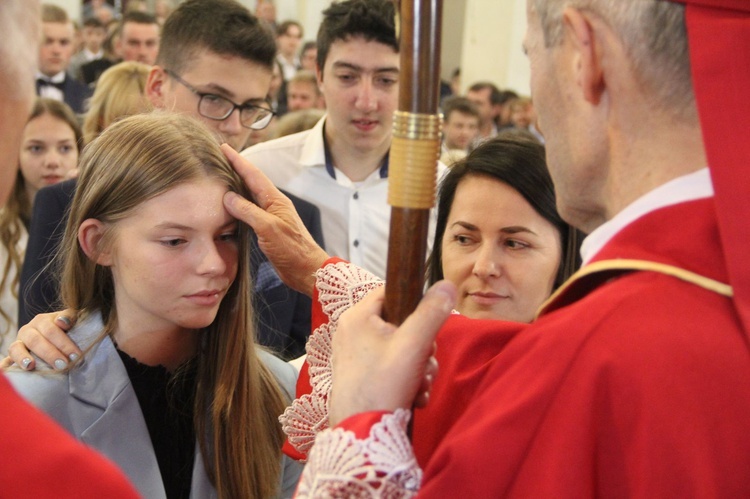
left=5, top=312, right=303, bottom=498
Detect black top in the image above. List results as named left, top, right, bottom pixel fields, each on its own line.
left=117, top=348, right=197, bottom=499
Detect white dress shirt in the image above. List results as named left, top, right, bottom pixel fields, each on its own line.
left=242, top=117, right=446, bottom=278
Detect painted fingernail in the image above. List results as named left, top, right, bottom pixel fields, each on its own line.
left=69, top=353, right=79, bottom=362
left=57, top=316, right=72, bottom=327
left=21, top=358, right=32, bottom=370
left=54, top=359, right=67, bottom=370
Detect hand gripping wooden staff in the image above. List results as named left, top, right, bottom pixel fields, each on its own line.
left=384, top=0, right=443, bottom=325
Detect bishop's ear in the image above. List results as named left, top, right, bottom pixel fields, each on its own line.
left=78, top=219, right=113, bottom=266
left=562, top=7, right=605, bottom=105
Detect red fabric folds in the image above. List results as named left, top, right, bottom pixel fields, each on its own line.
left=671, top=0, right=750, bottom=334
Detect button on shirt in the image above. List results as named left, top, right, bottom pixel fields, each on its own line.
left=242, top=117, right=446, bottom=279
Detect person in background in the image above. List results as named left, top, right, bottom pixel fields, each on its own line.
left=466, top=81, right=502, bottom=144
left=36, top=4, right=92, bottom=115
left=69, top=17, right=106, bottom=83
left=81, top=11, right=160, bottom=86
left=510, top=96, right=544, bottom=143
left=299, top=40, right=318, bottom=72
left=115, top=11, right=160, bottom=65
left=286, top=70, right=324, bottom=112
left=19, top=63, right=151, bottom=330
left=255, top=0, right=277, bottom=30
left=275, top=20, right=303, bottom=81
left=0, top=3, right=137, bottom=495
left=497, top=89, right=520, bottom=129
left=0, top=99, right=81, bottom=352
left=268, top=60, right=287, bottom=115
left=82, top=0, right=114, bottom=24
left=440, top=96, right=480, bottom=166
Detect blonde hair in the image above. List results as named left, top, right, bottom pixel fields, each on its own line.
left=82, top=61, right=151, bottom=145
left=59, top=112, right=286, bottom=498
left=273, top=108, right=325, bottom=138
left=0, top=98, right=81, bottom=336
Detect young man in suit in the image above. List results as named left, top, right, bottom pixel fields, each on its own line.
left=36, top=4, right=92, bottom=114
left=18, top=0, right=323, bottom=364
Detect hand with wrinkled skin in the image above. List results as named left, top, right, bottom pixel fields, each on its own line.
left=2, top=311, right=80, bottom=371
left=221, top=144, right=329, bottom=297
left=329, top=281, right=457, bottom=426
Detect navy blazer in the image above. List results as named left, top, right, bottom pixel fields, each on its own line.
left=18, top=179, right=324, bottom=360
left=5, top=312, right=302, bottom=498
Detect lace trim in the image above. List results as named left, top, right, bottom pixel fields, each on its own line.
left=315, top=262, right=384, bottom=322
left=295, top=409, right=420, bottom=498
left=280, top=262, right=384, bottom=456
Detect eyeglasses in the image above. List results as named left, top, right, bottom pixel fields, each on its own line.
left=164, top=69, right=275, bottom=130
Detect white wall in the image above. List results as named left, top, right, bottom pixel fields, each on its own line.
left=241, top=0, right=332, bottom=42
left=460, top=0, right=530, bottom=95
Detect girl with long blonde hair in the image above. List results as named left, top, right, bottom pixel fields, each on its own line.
left=5, top=112, right=301, bottom=498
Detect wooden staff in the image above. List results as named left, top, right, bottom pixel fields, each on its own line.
left=384, top=0, right=443, bottom=325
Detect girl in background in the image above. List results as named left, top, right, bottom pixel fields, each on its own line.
left=0, top=98, right=81, bottom=347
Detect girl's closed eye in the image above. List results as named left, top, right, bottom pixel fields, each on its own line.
left=161, top=237, right=187, bottom=248
left=219, top=231, right=238, bottom=242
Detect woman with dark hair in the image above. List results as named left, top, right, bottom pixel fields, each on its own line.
left=277, top=136, right=583, bottom=468
left=427, top=136, right=581, bottom=321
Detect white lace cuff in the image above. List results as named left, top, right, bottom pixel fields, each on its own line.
left=280, top=262, right=385, bottom=456
left=295, top=409, right=421, bottom=498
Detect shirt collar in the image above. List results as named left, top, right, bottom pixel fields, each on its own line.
left=301, top=116, right=389, bottom=180
left=36, top=71, right=66, bottom=84
left=580, top=168, right=713, bottom=265
left=322, top=129, right=389, bottom=180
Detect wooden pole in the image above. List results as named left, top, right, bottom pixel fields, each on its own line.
left=384, top=0, right=443, bottom=325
